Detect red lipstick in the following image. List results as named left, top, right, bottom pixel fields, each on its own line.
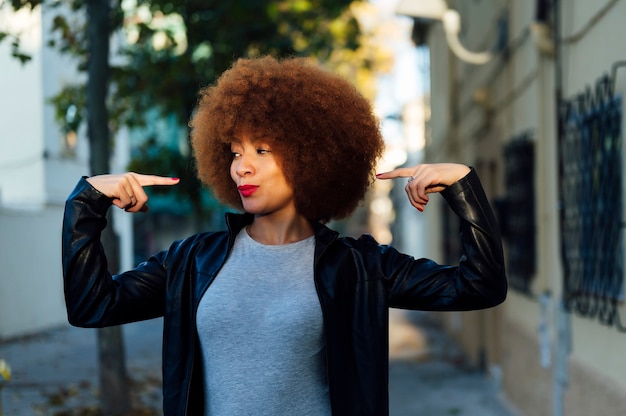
left=238, top=185, right=259, bottom=197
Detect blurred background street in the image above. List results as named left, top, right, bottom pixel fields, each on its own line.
left=3, top=0, right=626, bottom=414
left=0, top=311, right=519, bottom=415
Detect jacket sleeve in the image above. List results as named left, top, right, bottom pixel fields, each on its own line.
left=62, top=177, right=168, bottom=327
left=387, top=168, right=507, bottom=311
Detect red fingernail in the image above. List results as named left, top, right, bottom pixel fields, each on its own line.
left=376, top=173, right=382, bottom=177
left=172, top=177, right=180, bottom=181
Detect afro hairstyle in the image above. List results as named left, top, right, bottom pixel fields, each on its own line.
left=189, top=55, right=385, bottom=223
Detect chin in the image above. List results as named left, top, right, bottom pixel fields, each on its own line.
left=241, top=204, right=262, bottom=215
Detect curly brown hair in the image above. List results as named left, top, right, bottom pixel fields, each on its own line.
left=189, top=55, right=385, bottom=222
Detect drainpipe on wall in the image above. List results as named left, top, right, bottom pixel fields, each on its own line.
left=550, top=0, right=572, bottom=414
left=553, top=300, right=571, bottom=416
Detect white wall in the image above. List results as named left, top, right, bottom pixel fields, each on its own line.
left=0, top=206, right=67, bottom=337
left=0, top=4, right=132, bottom=338
left=0, top=5, right=71, bottom=338
left=0, top=6, right=45, bottom=208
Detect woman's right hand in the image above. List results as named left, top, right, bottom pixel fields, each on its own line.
left=376, top=163, right=470, bottom=212
left=86, top=172, right=180, bottom=213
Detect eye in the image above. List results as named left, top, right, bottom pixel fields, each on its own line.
left=256, top=143, right=272, bottom=155
left=230, top=143, right=242, bottom=159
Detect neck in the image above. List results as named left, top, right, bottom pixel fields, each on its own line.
left=247, top=214, right=313, bottom=245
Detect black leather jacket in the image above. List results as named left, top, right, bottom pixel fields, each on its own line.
left=62, top=168, right=506, bottom=415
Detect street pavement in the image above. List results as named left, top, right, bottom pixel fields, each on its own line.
left=0, top=311, right=520, bottom=415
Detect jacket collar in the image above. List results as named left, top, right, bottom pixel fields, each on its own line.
left=225, top=212, right=254, bottom=236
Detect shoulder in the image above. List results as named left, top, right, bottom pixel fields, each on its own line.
left=153, top=230, right=231, bottom=275
left=167, top=230, right=230, bottom=252
left=167, top=211, right=248, bottom=253
left=318, top=227, right=393, bottom=260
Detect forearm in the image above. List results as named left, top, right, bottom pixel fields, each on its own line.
left=440, top=168, right=507, bottom=307
left=388, top=168, right=507, bottom=311
left=62, top=178, right=165, bottom=327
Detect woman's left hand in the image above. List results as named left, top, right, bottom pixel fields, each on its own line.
left=376, top=163, right=470, bottom=212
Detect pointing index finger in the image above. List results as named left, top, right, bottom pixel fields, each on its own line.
left=135, top=173, right=181, bottom=187
left=375, top=168, right=413, bottom=180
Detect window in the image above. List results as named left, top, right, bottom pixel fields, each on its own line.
left=559, top=74, right=624, bottom=330
left=501, top=134, right=536, bottom=295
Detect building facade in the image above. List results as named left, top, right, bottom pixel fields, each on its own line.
left=397, top=0, right=626, bottom=415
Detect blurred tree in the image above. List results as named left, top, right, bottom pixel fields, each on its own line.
left=2, top=0, right=376, bottom=224
left=114, top=0, right=368, bottom=228
left=113, top=0, right=358, bottom=127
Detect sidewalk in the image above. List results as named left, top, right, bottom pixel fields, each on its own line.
left=388, top=310, right=519, bottom=416
left=0, top=311, right=519, bottom=415
left=0, top=319, right=164, bottom=415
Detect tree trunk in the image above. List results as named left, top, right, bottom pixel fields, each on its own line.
left=87, top=0, right=132, bottom=414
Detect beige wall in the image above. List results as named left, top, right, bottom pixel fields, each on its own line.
left=502, top=317, right=553, bottom=416
left=502, top=315, right=626, bottom=416
left=564, top=355, right=626, bottom=416
left=417, top=0, right=626, bottom=414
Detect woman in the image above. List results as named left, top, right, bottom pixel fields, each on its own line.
left=63, top=56, right=507, bottom=415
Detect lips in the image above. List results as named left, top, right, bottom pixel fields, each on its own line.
left=237, top=184, right=259, bottom=197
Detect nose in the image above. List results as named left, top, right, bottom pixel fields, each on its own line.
left=234, top=153, right=254, bottom=177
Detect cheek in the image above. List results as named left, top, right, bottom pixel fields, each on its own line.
left=230, top=162, right=237, bottom=183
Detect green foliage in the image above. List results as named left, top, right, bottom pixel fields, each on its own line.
left=127, top=138, right=200, bottom=200
left=4, top=0, right=365, bottom=220
left=6, top=0, right=362, bottom=132
left=112, top=0, right=359, bottom=126
left=0, top=31, right=32, bottom=64
left=48, top=84, right=86, bottom=133
left=126, top=138, right=223, bottom=216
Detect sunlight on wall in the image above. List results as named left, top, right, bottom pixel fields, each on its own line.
left=0, top=5, right=45, bottom=208
left=0, top=5, right=42, bottom=51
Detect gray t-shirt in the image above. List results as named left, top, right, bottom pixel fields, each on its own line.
left=196, top=228, right=331, bottom=416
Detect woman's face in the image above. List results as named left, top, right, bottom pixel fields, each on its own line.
left=230, top=131, right=297, bottom=219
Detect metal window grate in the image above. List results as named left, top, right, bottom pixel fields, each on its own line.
left=559, top=73, right=625, bottom=331
left=502, top=134, right=536, bottom=295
